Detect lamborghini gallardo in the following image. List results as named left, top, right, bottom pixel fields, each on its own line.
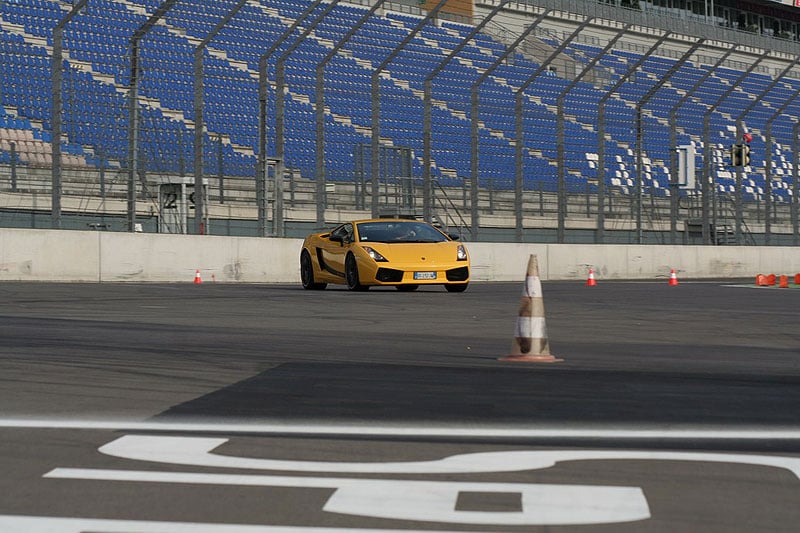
left=300, top=219, right=469, bottom=292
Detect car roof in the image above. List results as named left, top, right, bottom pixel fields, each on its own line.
left=351, top=218, right=426, bottom=224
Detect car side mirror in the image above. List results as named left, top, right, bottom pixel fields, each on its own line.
left=329, top=234, right=343, bottom=243
left=448, top=233, right=460, bottom=241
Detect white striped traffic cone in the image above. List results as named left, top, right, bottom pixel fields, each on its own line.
left=499, top=255, right=562, bottom=363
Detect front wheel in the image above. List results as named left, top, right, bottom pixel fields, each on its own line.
left=345, top=253, right=368, bottom=291
left=300, top=251, right=326, bottom=290
left=445, top=283, right=468, bottom=293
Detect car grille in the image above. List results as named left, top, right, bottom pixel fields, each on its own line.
left=446, top=267, right=469, bottom=282
left=376, top=268, right=404, bottom=282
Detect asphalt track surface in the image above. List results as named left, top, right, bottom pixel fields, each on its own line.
left=0, top=279, right=799, bottom=532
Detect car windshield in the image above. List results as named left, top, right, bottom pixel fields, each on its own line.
left=356, top=221, right=448, bottom=243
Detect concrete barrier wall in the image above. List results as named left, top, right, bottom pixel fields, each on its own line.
left=1, top=228, right=799, bottom=283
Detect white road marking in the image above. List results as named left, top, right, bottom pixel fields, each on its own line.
left=0, top=515, right=470, bottom=532
left=98, top=435, right=800, bottom=478
left=1, top=418, right=800, bottom=441
left=44, top=469, right=649, bottom=525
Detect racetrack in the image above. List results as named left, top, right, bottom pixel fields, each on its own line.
left=1, top=280, right=799, bottom=531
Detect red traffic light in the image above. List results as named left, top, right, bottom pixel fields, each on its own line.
left=743, top=132, right=753, bottom=143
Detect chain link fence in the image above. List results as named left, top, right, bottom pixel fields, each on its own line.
left=0, top=0, right=799, bottom=244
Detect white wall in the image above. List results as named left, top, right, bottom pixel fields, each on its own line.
left=1, top=228, right=798, bottom=283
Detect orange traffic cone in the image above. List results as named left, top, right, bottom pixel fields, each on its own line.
left=779, top=275, right=789, bottom=288
left=194, top=269, right=203, bottom=284
left=586, top=268, right=597, bottom=286
left=794, top=273, right=800, bottom=285
left=499, top=255, right=562, bottom=363
left=668, top=269, right=679, bottom=286
left=756, top=274, right=768, bottom=286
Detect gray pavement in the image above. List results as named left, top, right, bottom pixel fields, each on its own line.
left=0, top=280, right=799, bottom=531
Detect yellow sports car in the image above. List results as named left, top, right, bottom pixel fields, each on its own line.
left=300, top=218, right=470, bottom=292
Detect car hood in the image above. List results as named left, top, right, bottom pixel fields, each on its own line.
left=366, top=241, right=464, bottom=264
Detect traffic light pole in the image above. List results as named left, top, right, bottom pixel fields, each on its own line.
left=701, top=49, right=768, bottom=245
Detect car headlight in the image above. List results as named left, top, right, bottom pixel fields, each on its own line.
left=457, top=244, right=468, bottom=261
left=362, top=246, right=388, bottom=262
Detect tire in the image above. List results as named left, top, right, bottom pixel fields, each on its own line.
left=345, top=253, right=369, bottom=291
left=300, top=251, right=326, bottom=290
left=396, top=284, right=419, bottom=292
left=445, top=283, right=468, bottom=293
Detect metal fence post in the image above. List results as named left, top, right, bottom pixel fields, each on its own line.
left=258, top=0, right=326, bottom=237
left=470, top=9, right=550, bottom=237
left=51, top=0, right=88, bottom=230
left=557, top=24, right=629, bottom=244
left=794, top=122, right=800, bottom=246
left=127, top=0, right=179, bottom=232
left=423, top=0, right=510, bottom=241
left=735, top=55, right=800, bottom=245
left=371, top=0, right=449, bottom=220
left=275, top=0, right=340, bottom=237
left=316, top=0, right=387, bottom=228
left=597, top=31, right=671, bottom=244
left=514, top=17, right=592, bottom=242
left=764, top=86, right=800, bottom=244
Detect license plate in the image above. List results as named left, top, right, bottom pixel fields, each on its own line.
left=414, top=271, right=437, bottom=280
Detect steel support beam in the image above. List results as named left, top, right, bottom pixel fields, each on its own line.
left=423, top=0, right=510, bottom=240
left=275, top=0, right=340, bottom=237
left=596, top=31, right=671, bottom=244
left=51, top=0, right=89, bottom=230
left=127, top=0, right=179, bottom=232
left=734, top=55, right=800, bottom=245
left=514, top=16, right=593, bottom=242
left=258, top=0, right=326, bottom=237
left=193, top=0, right=249, bottom=236
left=316, top=0, right=388, bottom=228
left=469, top=9, right=551, bottom=237
left=557, top=24, right=630, bottom=244
left=371, top=0, right=449, bottom=220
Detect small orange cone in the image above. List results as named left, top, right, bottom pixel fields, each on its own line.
left=668, top=269, right=679, bottom=286
left=779, top=275, right=789, bottom=288
left=586, top=268, right=597, bottom=286
left=194, top=269, right=203, bottom=284
left=794, top=273, right=800, bottom=285
left=756, top=274, right=768, bottom=286
left=767, top=274, right=776, bottom=286
left=499, top=255, right=562, bottom=363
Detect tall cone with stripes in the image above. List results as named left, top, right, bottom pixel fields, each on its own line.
left=499, top=255, right=562, bottom=363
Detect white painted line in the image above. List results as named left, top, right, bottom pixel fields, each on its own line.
left=1, top=418, right=799, bottom=440
left=0, top=515, right=469, bottom=532
left=96, top=435, right=800, bottom=477
left=43, top=469, right=649, bottom=525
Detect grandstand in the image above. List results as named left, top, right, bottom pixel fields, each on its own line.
left=0, top=0, right=799, bottom=245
